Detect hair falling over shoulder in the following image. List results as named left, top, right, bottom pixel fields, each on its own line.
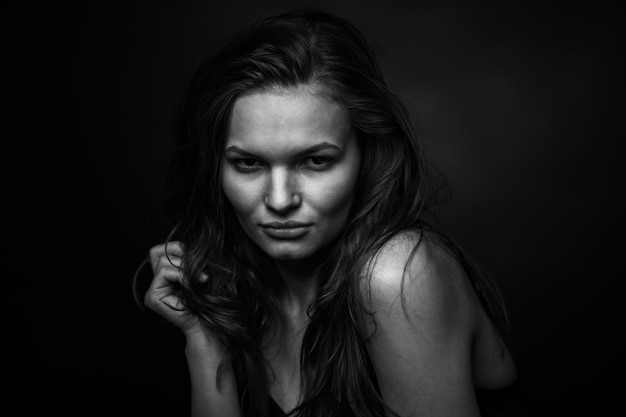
left=139, top=8, right=511, bottom=417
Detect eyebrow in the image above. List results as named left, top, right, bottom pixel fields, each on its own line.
left=224, top=142, right=342, bottom=158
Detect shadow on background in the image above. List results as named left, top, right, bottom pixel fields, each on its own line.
left=11, top=0, right=624, bottom=415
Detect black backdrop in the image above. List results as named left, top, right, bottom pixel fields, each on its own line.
left=13, top=0, right=624, bottom=415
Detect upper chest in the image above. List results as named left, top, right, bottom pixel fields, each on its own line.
left=262, top=321, right=307, bottom=412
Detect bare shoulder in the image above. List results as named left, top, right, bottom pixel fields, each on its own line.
left=363, top=230, right=517, bottom=413
left=363, top=231, right=482, bottom=415
left=364, top=230, right=477, bottom=329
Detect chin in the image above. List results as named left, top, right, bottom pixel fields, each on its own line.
left=258, top=240, right=319, bottom=262
left=266, top=248, right=314, bottom=261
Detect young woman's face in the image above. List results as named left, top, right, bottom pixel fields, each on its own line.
left=221, top=87, right=360, bottom=262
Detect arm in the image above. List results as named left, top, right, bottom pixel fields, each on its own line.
left=365, top=233, right=480, bottom=417
left=184, top=327, right=241, bottom=417
left=145, top=242, right=241, bottom=417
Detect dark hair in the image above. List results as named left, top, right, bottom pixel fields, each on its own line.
left=156, top=8, right=509, bottom=417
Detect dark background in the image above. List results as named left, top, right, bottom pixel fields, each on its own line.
left=10, top=0, right=624, bottom=415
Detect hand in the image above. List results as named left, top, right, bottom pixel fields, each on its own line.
left=144, top=241, right=205, bottom=336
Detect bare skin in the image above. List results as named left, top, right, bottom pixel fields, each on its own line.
left=145, top=233, right=517, bottom=416
left=145, top=242, right=241, bottom=417
left=144, top=87, right=517, bottom=416
left=363, top=232, right=517, bottom=417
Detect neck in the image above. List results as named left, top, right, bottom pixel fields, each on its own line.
left=274, top=255, right=322, bottom=317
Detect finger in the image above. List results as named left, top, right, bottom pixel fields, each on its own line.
left=145, top=288, right=185, bottom=313
left=150, top=265, right=185, bottom=291
left=159, top=294, right=185, bottom=312
left=149, top=241, right=184, bottom=271
left=156, top=258, right=208, bottom=287
left=145, top=266, right=183, bottom=310
left=154, top=262, right=205, bottom=288
left=157, top=254, right=183, bottom=270
left=149, top=244, right=165, bottom=272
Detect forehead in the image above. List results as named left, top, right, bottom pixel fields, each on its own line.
left=226, top=86, right=353, bottom=153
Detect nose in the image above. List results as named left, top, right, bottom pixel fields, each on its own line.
left=264, top=168, right=301, bottom=213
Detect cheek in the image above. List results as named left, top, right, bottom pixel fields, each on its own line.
left=221, top=173, right=258, bottom=216
left=310, top=167, right=359, bottom=216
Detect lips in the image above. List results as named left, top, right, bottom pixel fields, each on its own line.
left=262, top=221, right=310, bottom=228
left=261, top=221, right=312, bottom=239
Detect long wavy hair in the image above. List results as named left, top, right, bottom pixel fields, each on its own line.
left=153, top=8, right=509, bottom=417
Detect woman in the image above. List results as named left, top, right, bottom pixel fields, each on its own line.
left=139, top=8, right=518, bottom=417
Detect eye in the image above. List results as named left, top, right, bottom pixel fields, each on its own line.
left=233, top=158, right=262, bottom=171
left=302, top=156, right=333, bottom=170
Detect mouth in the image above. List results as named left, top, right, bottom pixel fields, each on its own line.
left=261, top=221, right=312, bottom=239
left=262, top=221, right=310, bottom=229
